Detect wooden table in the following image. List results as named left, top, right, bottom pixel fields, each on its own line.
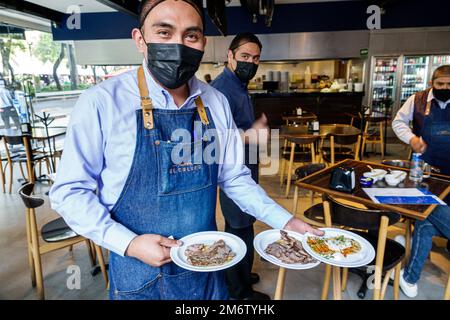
left=296, top=159, right=450, bottom=300
left=297, top=159, right=450, bottom=221
left=282, top=112, right=317, bottom=125
left=0, top=127, right=67, bottom=140
left=1, top=126, right=66, bottom=174
left=280, top=123, right=361, bottom=139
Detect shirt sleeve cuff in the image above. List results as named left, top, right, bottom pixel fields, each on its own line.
left=402, top=132, right=415, bottom=145
left=262, top=209, right=293, bottom=230
left=102, top=223, right=138, bottom=257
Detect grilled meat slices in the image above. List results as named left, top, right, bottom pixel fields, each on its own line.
left=265, top=230, right=317, bottom=264
left=185, top=239, right=236, bottom=266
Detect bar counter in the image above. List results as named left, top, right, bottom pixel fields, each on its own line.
left=251, top=91, right=365, bottom=128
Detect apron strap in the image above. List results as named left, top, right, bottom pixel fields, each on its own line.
left=137, top=66, right=210, bottom=129
left=194, top=96, right=210, bottom=126
left=425, top=101, right=432, bottom=116
left=138, top=66, right=154, bottom=130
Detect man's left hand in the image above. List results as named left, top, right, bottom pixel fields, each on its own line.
left=283, top=217, right=324, bottom=236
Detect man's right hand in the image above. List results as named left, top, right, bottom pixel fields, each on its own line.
left=125, top=234, right=182, bottom=267
left=410, top=136, right=427, bottom=153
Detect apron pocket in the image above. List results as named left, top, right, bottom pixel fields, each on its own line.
left=157, top=140, right=212, bottom=196
left=113, top=273, right=162, bottom=300
left=161, top=270, right=228, bottom=300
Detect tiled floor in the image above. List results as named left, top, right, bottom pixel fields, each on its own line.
left=0, top=143, right=448, bottom=300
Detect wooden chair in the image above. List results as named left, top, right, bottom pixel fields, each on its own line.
left=321, top=133, right=361, bottom=165
left=319, top=195, right=404, bottom=300
left=18, top=183, right=108, bottom=299
left=291, top=163, right=326, bottom=217
left=274, top=163, right=326, bottom=300
left=280, top=135, right=321, bottom=197
left=3, top=134, right=50, bottom=193
left=361, top=116, right=386, bottom=160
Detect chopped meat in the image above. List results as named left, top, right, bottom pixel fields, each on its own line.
left=265, top=230, right=317, bottom=264
left=185, top=239, right=236, bottom=266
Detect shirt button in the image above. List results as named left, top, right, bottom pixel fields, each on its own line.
left=154, top=140, right=160, bottom=146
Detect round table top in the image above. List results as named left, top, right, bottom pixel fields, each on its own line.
left=280, top=124, right=361, bottom=139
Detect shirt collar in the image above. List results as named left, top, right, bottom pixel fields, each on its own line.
left=428, top=88, right=450, bottom=109
left=224, top=66, right=248, bottom=90
left=141, top=60, right=203, bottom=109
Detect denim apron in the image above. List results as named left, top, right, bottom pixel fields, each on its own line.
left=421, top=100, right=450, bottom=176
left=109, top=67, right=228, bottom=300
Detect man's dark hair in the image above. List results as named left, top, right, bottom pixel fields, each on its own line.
left=139, top=0, right=205, bottom=30
left=228, top=32, right=262, bottom=53
left=432, top=65, right=450, bottom=81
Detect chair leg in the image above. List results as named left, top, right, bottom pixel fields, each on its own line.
left=373, top=216, right=389, bottom=300
left=321, top=264, right=332, bottom=300
left=18, top=162, right=27, bottom=181
left=341, top=268, right=349, bottom=291
left=279, top=158, right=286, bottom=187
left=380, top=268, right=394, bottom=300
left=8, top=161, right=13, bottom=194
left=25, top=211, right=36, bottom=287
left=405, top=219, right=412, bottom=263
left=285, top=143, right=295, bottom=197
left=0, top=161, right=5, bottom=193
left=332, top=266, right=342, bottom=300
left=394, top=263, right=401, bottom=300
left=29, top=210, right=44, bottom=299
left=85, top=240, right=96, bottom=267
left=444, top=273, right=450, bottom=300
left=274, top=267, right=286, bottom=300
left=292, top=186, right=299, bottom=216
left=379, top=122, right=385, bottom=159
left=94, top=244, right=109, bottom=289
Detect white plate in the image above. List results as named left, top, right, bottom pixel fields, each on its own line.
left=254, top=229, right=321, bottom=270
left=301, top=228, right=375, bottom=268
left=170, top=231, right=246, bottom=272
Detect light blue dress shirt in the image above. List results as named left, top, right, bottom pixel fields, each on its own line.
left=49, top=64, right=293, bottom=257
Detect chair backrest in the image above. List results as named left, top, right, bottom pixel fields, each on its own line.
left=286, top=135, right=321, bottom=146
left=332, top=133, right=360, bottom=146
left=324, top=194, right=400, bottom=230
left=18, top=183, right=44, bottom=209
left=3, top=135, right=24, bottom=146
left=295, top=163, right=326, bottom=179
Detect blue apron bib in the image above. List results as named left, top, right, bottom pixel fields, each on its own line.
left=421, top=100, right=450, bottom=176
left=108, top=67, right=228, bottom=300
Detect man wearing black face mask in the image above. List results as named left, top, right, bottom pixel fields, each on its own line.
left=393, top=65, right=450, bottom=176
left=49, top=0, right=323, bottom=301
left=211, top=33, right=270, bottom=300
left=392, top=65, right=450, bottom=298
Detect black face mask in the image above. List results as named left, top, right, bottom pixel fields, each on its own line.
left=234, top=61, right=259, bottom=83
left=146, top=43, right=204, bottom=89
left=433, top=88, right=450, bottom=102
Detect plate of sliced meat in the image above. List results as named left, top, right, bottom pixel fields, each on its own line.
left=170, top=231, right=247, bottom=272
left=254, top=229, right=320, bottom=270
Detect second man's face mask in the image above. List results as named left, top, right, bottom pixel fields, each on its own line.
left=145, top=42, right=204, bottom=89
left=234, top=60, right=259, bottom=83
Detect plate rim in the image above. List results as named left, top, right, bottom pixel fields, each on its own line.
left=253, top=229, right=321, bottom=270
left=301, top=227, right=376, bottom=268
left=169, top=230, right=247, bottom=272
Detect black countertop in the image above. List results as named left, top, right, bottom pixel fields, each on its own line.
left=249, top=90, right=365, bottom=98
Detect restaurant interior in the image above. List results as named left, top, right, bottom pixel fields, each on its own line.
left=0, top=0, right=449, bottom=302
